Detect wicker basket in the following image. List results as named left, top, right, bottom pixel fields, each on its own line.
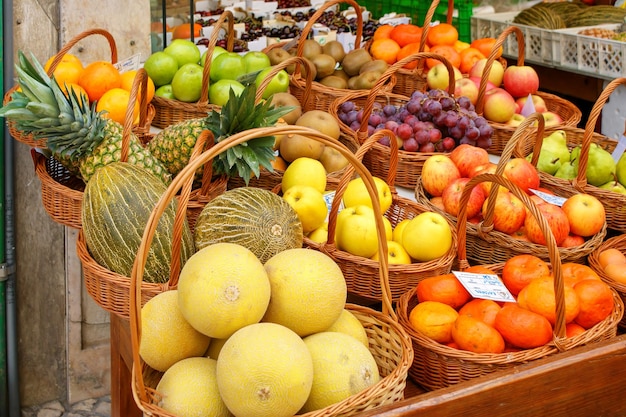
left=3, top=28, right=119, bottom=148
left=397, top=172, right=623, bottom=390
left=329, top=51, right=459, bottom=189
left=31, top=68, right=156, bottom=229
left=475, top=25, right=582, bottom=156
left=532, top=77, right=626, bottom=233
left=414, top=113, right=607, bottom=265
left=128, top=124, right=413, bottom=417
left=304, top=129, right=457, bottom=302
left=588, top=234, right=626, bottom=330
left=150, top=11, right=235, bottom=129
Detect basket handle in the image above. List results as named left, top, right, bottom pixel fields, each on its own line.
left=456, top=172, right=567, bottom=345
left=129, top=125, right=394, bottom=403
left=407, top=0, right=440, bottom=76
left=254, top=55, right=315, bottom=108
left=121, top=68, right=151, bottom=163
left=475, top=25, right=525, bottom=117
left=573, top=77, right=626, bottom=190
left=357, top=51, right=457, bottom=141
left=47, top=28, right=118, bottom=74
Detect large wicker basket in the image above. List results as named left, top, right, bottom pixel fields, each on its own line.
left=532, top=77, right=626, bottom=233
left=397, top=172, right=623, bottom=390
left=414, top=113, right=607, bottom=265
left=128, top=124, right=413, bottom=417
left=150, top=11, right=234, bottom=129
left=3, top=28, right=119, bottom=149
left=475, top=25, right=582, bottom=156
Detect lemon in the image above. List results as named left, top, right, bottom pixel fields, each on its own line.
left=139, top=290, right=210, bottom=372
left=281, top=157, right=327, bottom=194
left=263, top=248, right=347, bottom=336
left=300, top=331, right=380, bottom=413
left=216, top=322, right=313, bottom=417
left=178, top=243, right=271, bottom=339
left=156, top=357, right=232, bottom=417
left=324, top=308, right=369, bottom=347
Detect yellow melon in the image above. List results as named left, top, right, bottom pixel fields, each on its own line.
left=324, top=308, right=369, bottom=347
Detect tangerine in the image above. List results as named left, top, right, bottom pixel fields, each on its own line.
left=458, top=298, right=501, bottom=327
left=389, top=24, right=424, bottom=48
left=451, top=314, right=505, bottom=354
left=459, top=47, right=486, bottom=74
left=172, top=23, right=203, bottom=40
left=120, top=70, right=156, bottom=103
left=78, top=60, right=122, bottom=103
left=465, top=265, right=498, bottom=275
left=517, top=276, right=580, bottom=325
left=45, top=53, right=84, bottom=86
left=573, top=279, right=615, bottom=329
left=409, top=300, right=459, bottom=343
left=425, top=44, right=461, bottom=69
left=598, top=248, right=626, bottom=270
left=501, top=254, right=550, bottom=296
left=373, top=24, right=395, bottom=41
left=427, top=23, right=459, bottom=47
left=561, top=262, right=600, bottom=287
left=470, top=37, right=502, bottom=59
left=415, top=273, right=472, bottom=309
left=369, top=38, right=401, bottom=65
left=494, top=303, right=553, bottom=349
left=96, top=88, right=140, bottom=125
left=565, top=322, right=586, bottom=338
left=395, top=42, right=426, bottom=70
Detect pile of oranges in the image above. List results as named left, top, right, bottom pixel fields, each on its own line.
left=43, top=52, right=156, bottom=125
left=369, top=22, right=503, bottom=74
left=408, top=254, right=616, bottom=354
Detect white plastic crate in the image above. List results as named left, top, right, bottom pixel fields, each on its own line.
left=556, top=24, right=626, bottom=80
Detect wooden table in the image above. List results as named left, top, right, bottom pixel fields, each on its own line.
left=110, top=311, right=626, bottom=416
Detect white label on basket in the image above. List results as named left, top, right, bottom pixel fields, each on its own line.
left=611, top=133, right=626, bottom=164
left=453, top=271, right=515, bottom=303
left=114, top=54, right=142, bottom=73
left=529, top=189, right=566, bottom=207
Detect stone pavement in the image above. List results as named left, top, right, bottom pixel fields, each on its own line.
left=20, top=395, right=111, bottom=417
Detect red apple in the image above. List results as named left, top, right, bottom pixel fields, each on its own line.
left=454, top=77, right=480, bottom=105
left=482, top=87, right=516, bottom=123
left=442, top=177, right=486, bottom=219
left=470, top=163, right=498, bottom=196
left=469, top=76, right=496, bottom=92
left=560, top=234, right=585, bottom=248
left=421, top=154, right=462, bottom=197
left=483, top=188, right=526, bottom=234
left=561, top=193, right=605, bottom=237
left=509, top=226, right=530, bottom=242
left=524, top=203, right=570, bottom=246
left=502, top=65, right=540, bottom=98
left=449, top=144, right=491, bottom=178
left=542, top=111, right=563, bottom=127
left=502, top=157, right=540, bottom=194
left=430, top=196, right=445, bottom=211
left=469, top=58, right=505, bottom=87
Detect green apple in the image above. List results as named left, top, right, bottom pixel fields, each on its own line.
left=335, top=205, right=391, bottom=258
left=171, top=63, right=204, bottom=102
left=200, top=45, right=228, bottom=67
left=154, top=84, right=175, bottom=100
left=255, top=66, right=290, bottom=100
left=164, top=39, right=202, bottom=67
left=208, top=79, right=245, bottom=106
left=243, top=51, right=271, bottom=74
left=143, top=51, right=179, bottom=87
left=401, top=211, right=452, bottom=262
left=342, top=176, right=392, bottom=213
left=209, top=52, right=247, bottom=81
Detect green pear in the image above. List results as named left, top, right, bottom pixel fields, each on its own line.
left=541, top=130, right=570, bottom=165
left=554, top=158, right=577, bottom=180
left=572, top=143, right=616, bottom=186
left=599, top=175, right=626, bottom=195
left=616, top=151, right=626, bottom=187
left=528, top=149, right=562, bottom=175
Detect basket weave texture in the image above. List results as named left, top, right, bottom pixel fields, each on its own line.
left=397, top=172, right=623, bottom=390
left=128, top=125, right=413, bottom=417
left=414, top=112, right=607, bottom=265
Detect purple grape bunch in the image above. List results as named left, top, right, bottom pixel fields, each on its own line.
left=337, top=89, right=494, bottom=153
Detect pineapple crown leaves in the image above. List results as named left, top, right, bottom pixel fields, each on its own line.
left=205, top=83, right=296, bottom=184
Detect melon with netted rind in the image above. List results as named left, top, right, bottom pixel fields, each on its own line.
left=178, top=242, right=271, bottom=339
left=216, top=322, right=313, bottom=417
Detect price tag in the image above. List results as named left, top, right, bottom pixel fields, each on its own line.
left=529, top=188, right=566, bottom=207
left=114, top=54, right=142, bottom=73
left=452, top=271, right=515, bottom=303
left=323, top=190, right=343, bottom=222
left=519, top=93, right=536, bottom=117
left=611, top=133, right=626, bottom=164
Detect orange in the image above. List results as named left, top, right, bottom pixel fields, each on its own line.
left=470, top=37, right=502, bottom=59
left=369, top=38, right=401, bottom=65
left=565, top=322, right=586, bottom=338
left=501, top=254, right=550, bottom=296
left=373, top=24, right=395, bottom=41
left=45, top=53, right=84, bottom=87
left=561, top=262, right=600, bottom=288
left=95, top=88, right=139, bottom=125
left=573, top=279, right=615, bottom=329
left=494, top=303, right=553, bottom=349
left=459, top=47, right=486, bottom=74
left=120, top=70, right=156, bottom=103
left=451, top=314, right=505, bottom=354
left=415, top=273, right=472, bottom=309
left=453, top=40, right=470, bottom=53
left=389, top=24, right=424, bottom=48
left=78, top=61, right=122, bottom=103
left=598, top=248, right=626, bottom=270
left=517, top=276, right=580, bottom=325
left=395, top=42, right=426, bottom=70
left=427, top=23, right=459, bottom=47
left=458, top=298, right=501, bottom=327
left=270, top=155, right=288, bottom=171
left=408, top=300, right=458, bottom=343
left=172, top=23, right=203, bottom=40
left=604, top=262, right=626, bottom=285
left=59, top=82, right=89, bottom=102
left=465, top=265, right=498, bottom=276
left=425, top=44, right=461, bottom=69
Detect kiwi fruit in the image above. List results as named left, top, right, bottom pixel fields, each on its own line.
left=301, top=39, right=323, bottom=60
left=359, top=59, right=389, bottom=76
left=332, top=68, right=350, bottom=81
left=322, top=40, right=346, bottom=63
left=341, top=48, right=373, bottom=77
left=319, top=75, right=348, bottom=89
left=311, top=54, right=337, bottom=79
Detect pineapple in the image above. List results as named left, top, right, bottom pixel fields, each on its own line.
left=147, top=83, right=294, bottom=184
left=0, top=51, right=171, bottom=184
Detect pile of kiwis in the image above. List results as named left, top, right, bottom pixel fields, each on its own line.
left=266, top=38, right=388, bottom=90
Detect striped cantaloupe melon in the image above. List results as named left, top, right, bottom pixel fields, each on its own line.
left=82, top=162, right=194, bottom=283
left=194, top=187, right=303, bottom=263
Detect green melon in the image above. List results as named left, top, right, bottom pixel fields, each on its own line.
left=82, top=162, right=195, bottom=283
left=193, top=187, right=303, bottom=264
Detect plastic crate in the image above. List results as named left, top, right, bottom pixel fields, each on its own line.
left=416, top=0, right=474, bottom=43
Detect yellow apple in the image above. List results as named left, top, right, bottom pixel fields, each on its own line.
left=342, top=176, right=392, bottom=213
left=281, top=157, right=327, bottom=194
left=307, top=221, right=328, bottom=243
left=402, top=211, right=453, bottom=262
left=392, top=219, right=411, bottom=243
left=283, top=185, right=328, bottom=233
left=371, top=240, right=412, bottom=265
left=335, top=205, right=391, bottom=258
